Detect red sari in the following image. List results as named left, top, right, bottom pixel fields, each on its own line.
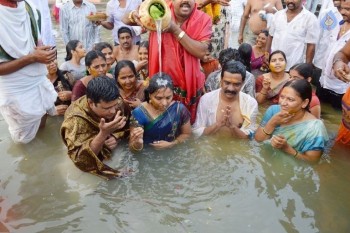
left=148, top=3, right=212, bottom=123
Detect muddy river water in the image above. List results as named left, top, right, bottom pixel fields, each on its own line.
left=1, top=2, right=350, bottom=233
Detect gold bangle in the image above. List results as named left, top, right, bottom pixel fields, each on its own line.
left=177, top=31, right=186, bottom=41
left=259, top=92, right=267, bottom=95
left=128, top=10, right=136, bottom=24
left=293, top=148, right=299, bottom=158
left=131, top=142, right=143, bottom=151
left=262, top=127, right=272, bottom=136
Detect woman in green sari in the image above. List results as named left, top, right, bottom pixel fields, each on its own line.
left=255, top=79, right=329, bottom=162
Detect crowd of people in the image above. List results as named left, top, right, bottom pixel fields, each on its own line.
left=0, top=0, right=349, bottom=179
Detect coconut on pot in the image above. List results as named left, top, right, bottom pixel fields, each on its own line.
left=139, top=0, right=171, bottom=31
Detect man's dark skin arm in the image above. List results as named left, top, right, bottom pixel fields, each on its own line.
left=333, top=40, right=350, bottom=82
left=0, top=46, right=56, bottom=76
left=99, top=21, right=114, bottom=30
left=305, top=43, right=315, bottom=64
left=238, top=1, right=251, bottom=44
left=167, top=21, right=209, bottom=60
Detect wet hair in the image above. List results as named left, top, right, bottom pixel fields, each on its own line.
left=118, top=26, right=132, bottom=38
left=221, top=60, right=246, bottom=82
left=94, top=42, right=113, bottom=52
left=259, top=29, right=269, bottom=37
left=86, top=76, right=119, bottom=104
left=145, top=72, right=174, bottom=102
left=289, top=63, right=314, bottom=80
left=138, top=41, right=149, bottom=51
left=65, top=40, right=80, bottom=61
left=114, top=60, right=137, bottom=88
left=85, top=50, right=106, bottom=75
left=269, top=50, right=287, bottom=63
left=218, top=48, right=235, bottom=66
left=283, top=79, right=312, bottom=110
left=238, top=43, right=252, bottom=72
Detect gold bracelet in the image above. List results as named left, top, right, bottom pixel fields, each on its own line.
left=128, top=10, right=136, bottom=24
left=131, top=142, right=143, bottom=151
left=259, top=92, right=267, bottom=95
left=262, top=127, right=272, bottom=136
left=293, top=148, right=299, bottom=158
left=177, top=31, right=186, bottom=41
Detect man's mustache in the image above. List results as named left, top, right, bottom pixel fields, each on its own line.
left=224, top=90, right=237, bottom=95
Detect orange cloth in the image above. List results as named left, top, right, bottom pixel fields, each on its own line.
left=201, top=59, right=219, bottom=79
left=148, top=3, right=212, bottom=123
left=336, top=87, right=350, bottom=146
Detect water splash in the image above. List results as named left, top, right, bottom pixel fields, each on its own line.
left=155, top=19, right=162, bottom=76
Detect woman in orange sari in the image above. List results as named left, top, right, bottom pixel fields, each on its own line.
left=336, top=87, right=350, bottom=146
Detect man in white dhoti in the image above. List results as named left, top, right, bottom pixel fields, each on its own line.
left=0, top=0, right=57, bottom=143
left=192, top=61, right=258, bottom=139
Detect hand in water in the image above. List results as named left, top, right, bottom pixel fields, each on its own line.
left=150, top=140, right=173, bottom=150
left=270, top=135, right=288, bottom=149
left=118, top=167, right=135, bottom=178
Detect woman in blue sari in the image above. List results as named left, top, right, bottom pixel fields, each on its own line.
left=129, top=73, right=192, bottom=151
left=255, top=79, right=329, bottom=162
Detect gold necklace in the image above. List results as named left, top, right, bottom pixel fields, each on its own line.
left=340, top=24, right=350, bottom=36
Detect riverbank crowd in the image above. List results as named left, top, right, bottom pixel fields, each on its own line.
left=0, top=0, right=349, bottom=179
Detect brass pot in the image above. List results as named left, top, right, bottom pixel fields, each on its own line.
left=139, top=0, right=171, bottom=31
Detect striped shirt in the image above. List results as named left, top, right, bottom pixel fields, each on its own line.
left=59, top=0, right=100, bottom=50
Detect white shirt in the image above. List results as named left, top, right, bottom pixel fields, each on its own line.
left=106, top=0, right=141, bottom=44
left=319, top=31, right=350, bottom=94
left=269, top=7, right=319, bottom=70
left=314, top=5, right=342, bottom=69
left=59, top=0, right=100, bottom=50
left=192, top=89, right=258, bottom=138
left=31, top=0, right=56, bottom=46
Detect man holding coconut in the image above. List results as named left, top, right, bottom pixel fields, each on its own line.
left=123, top=0, right=212, bottom=123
